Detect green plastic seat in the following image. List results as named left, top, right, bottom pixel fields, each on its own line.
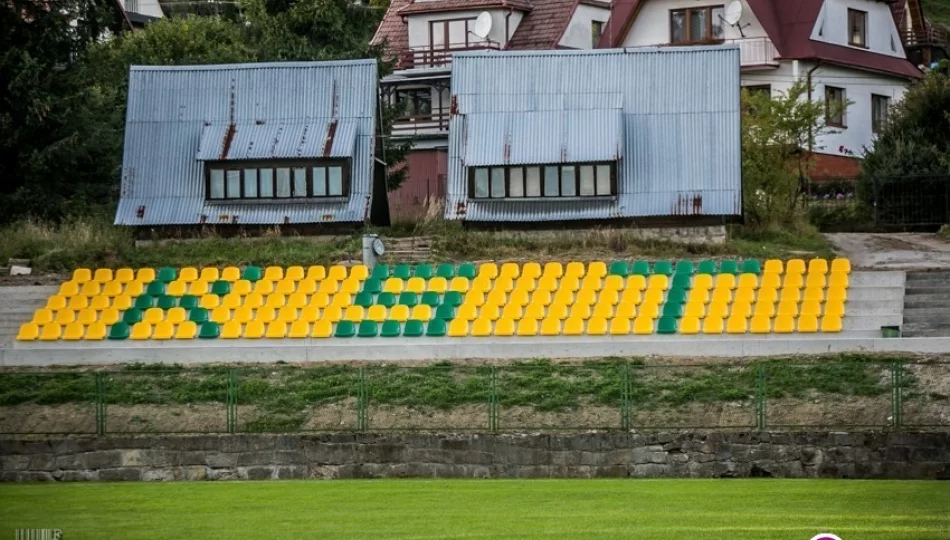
left=456, top=263, right=477, bottom=279
left=413, top=264, right=433, bottom=279
left=334, top=320, right=356, bottom=338
left=211, top=280, right=231, bottom=296
left=361, top=278, right=382, bottom=294
left=198, top=322, right=220, bottom=339
left=376, top=292, right=396, bottom=308
left=436, top=263, right=455, bottom=279
left=392, top=264, right=412, bottom=280
left=435, top=304, right=455, bottom=320
left=662, top=302, right=684, bottom=318
left=357, top=320, right=378, bottom=338
left=156, top=295, right=177, bottom=310
left=122, top=308, right=143, bottom=324
left=354, top=292, right=375, bottom=308
left=442, top=291, right=463, bottom=307
left=242, top=266, right=262, bottom=282
left=421, top=291, right=442, bottom=307
left=398, top=292, right=418, bottom=307
left=403, top=319, right=425, bottom=337
left=380, top=320, right=402, bottom=337
left=666, top=288, right=688, bottom=305
left=108, top=322, right=130, bottom=340
left=146, top=281, right=165, bottom=296
left=156, top=267, right=177, bottom=283
left=608, top=261, right=629, bottom=277
left=674, top=261, right=694, bottom=275
left=657, top=316, right=678, bottom=334
left=178, top=295, right=199, bottom=310
left=134, top=296, right=154, bottom=310
left=671, top=274, right=692, bottom=291
left=652, top=260, right=673, bottom=276
left=188, top=307, right=209, bottom=323
left=631, top=261, right=651, bottom=276
left=719, top=260, right=740, bottom=275
left=370, top=265, right=390, bottom=280
left=741, top=259, right=762, bottom=274
left=697, top=260, right=717, bottom=275
left=426, top=318, right=447, bottom=337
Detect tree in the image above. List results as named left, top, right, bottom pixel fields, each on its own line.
left=740, top=81, right=836, bottom=228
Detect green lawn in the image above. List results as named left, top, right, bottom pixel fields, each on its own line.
left=0, top=479, right=947, bottom=539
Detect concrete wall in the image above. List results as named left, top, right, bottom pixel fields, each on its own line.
left=2, top=432, right=947, bottom=481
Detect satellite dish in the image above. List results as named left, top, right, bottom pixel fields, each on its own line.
left=471, top=12, right=493, bottom=40
left=724, top=1, right=743, bottom=25
left=372, top=238, right=385, bottom=257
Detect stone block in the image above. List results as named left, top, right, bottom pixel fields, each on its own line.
left=98, top=468, right=143, bottom=481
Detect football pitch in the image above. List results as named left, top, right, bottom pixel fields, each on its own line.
left=1, top=479, right=947, bottom=540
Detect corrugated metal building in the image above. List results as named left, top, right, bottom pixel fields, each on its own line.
left=115, top=60, right=378, bottom=226
left=445, top=47, right=742, bottom=223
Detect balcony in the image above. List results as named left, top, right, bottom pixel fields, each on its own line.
left=391, top=112, right=450, bottom=137
left=724, top=37, right=780, bottom=69
left=395, top=42, right=501, bottom=70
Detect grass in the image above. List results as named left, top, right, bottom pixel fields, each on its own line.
left=923, top=0, right=950, bottom=29
left=0, top=479, right=948, bottom=539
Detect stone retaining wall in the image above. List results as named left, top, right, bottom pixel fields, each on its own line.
left=2, top=431, right=948, bottom=482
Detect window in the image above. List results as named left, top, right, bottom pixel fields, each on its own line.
left=670, top=6, right=724, bottom=44
left=205, top=159, right=350, bottom=201
left=395, top=88, right=432, bottom=117
left=825, top=86, right=846, bottom=127
left=848, top=9, right=867, bottom=48
left=591, top=20, right=604, bottom=48
left=430, top=18, right=477, bottom=51
left=744, top=85, right=771, bottom=98
left=469, top=163, right=616, bottom=199
left=872, top=94, right=890, bottom=133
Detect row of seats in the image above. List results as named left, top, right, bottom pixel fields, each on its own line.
left=69, top=265, right=364, bottom=284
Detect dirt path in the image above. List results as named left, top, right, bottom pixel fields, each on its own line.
left=824, top=233, right=950, bottom=270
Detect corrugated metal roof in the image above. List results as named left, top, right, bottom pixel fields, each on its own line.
left=115, top=60, right=377, bottom=226
left=462, top=109, right=623, bottom=166
left=446, top=47, right=742, bottom=222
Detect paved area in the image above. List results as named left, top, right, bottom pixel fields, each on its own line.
left=826, top=233, right=950, bottom=271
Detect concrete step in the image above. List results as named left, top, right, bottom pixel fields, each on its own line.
left=0, top=285, right=58, bottom=297
left=845, top=302, right=904, bottom=316
left=849, top=271, right=904, bottom=288
left=902, top=327, right=950, bottom=338
left=847, top=287, right=904, bottom=302
left=904, top=289, right=950, bottom=300
left=842, top=315, right=903, bottom=331
left=906, top=271, right=950, bottom=281
left=900, top=307, right=950, bottom=318
left=903, top=296, right=950, bottom=309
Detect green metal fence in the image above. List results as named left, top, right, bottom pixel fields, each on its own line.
left=0, top=361, right=947, bottom=435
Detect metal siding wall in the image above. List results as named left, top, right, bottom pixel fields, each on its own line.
left=445, top=47, right=742, bottom=222
left=115, top=60, right=377, bottom=226
left=388, top=149, right=447, bottom=218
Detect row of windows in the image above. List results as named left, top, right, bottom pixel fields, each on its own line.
left=206, top=161, right=349, bottom=201
left=470, top=164, right=615, bottom=200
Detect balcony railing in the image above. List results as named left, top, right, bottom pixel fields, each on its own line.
left=900, top=28, right=949, bottom=48
left=395, top=42, right=501, bottom=70
left=391, top=112, right=450, bottom=136
left=724, top=37, right=780, bottom=68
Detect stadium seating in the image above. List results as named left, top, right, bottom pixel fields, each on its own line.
left=15, top=259, right=850, bottom=341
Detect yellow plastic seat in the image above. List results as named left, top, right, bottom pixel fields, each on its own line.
left=800, top=299, right=822, bottom=317
left=730, top=301, right=752, bottom=319
left=311, top=320, right=332, bottom=338
left=274, top=279, right=296, bottom=296
left=587, top=261, right=607, bottom=279
left=85, top=322, right=107, bottom=340
left=549, top=288, right=571, bottom=307
left=564, top=261, right=585, bottom=278
left=178, top=267, right=199, bottom=283
left=266, top=321, right=288, bottom=339
left=100, top=308, right=120, bottom=326
left=502, top=303, right=524, bottom=321
left=560, top=276, right=580, bottom=292
left=165, top=281, right=186, bottom=297
left=753, top=301, right=775, bottom=318
left=763, top=259, right=784, bottom=274
left=687, top=288, right=708, bottom=305
left=602, top=275, right=624, bottom=292
left=54, top=309, right=76, bottom=325
left=830, top=258, right=851, bottom=274
left=615, top=302, right=638, bottom=320
left=299, top=306, right=320, bottom=323
left=521, top=262, right=542, bottom=280
left=802, top=287, right=824, bottom=302
left=449, top=277, right=469, bottom=293
left=221, top=267, right=241, bottom=282
left=231, top=280, right=252, bottom=296
left=780, top=288, right=801, bottom=303
left=516, top=318, right=539, bottom=336
left=470, top=318, right=492, bottom=337
left=283, top=266, right=305, bottom=282
left=130, top=321, right=152, bottom=340
left=411, top=304, right=433, bottom=322
left=705, top=301, right=728, bottom=320
left=250, top=280, right=273, bottom=296
left=196, top=267, right=218, bottom=283
left=330, top=291, right=352, bottom=307
left=499, top=262, right=520, bottom=279
left=574, top=289, right=597, bottom=307
left=714, top=274, right=736, bottom=290
left=480, top=303, right=501, bottom=321
left=152, top=321, right=175, bottom=340
left=684, top=301, right=705, bottom=318
left=381, top=278, right=402, bottom=294
left=136, top=268, right=156, bottom=283
left=255, top=307, right=276, bottom=323
left=277, top=306, right=298, bottom=323
left=647, top=275, right=669, bottom=291
left=306, top=292, right=328, bottom=309
left=80, top=281, right=101, bottom=297
left=824, top=300, right=845, bottom=318
left=90, top=294, right=112, bottom=309
left=45, top=295, right=67, bottom=311
left=68, top=295, right=89, bottom=311
left=757, top=287, right=778, bottom=304
left=808, top=258, right=828, bottom=275
left=523, top=303, right=545, bottom=320
left=760, top=273, right=782, bottom=289
left=542, top=262, right=563, bottom=279
left=218, top=293, right=240, bottom=310
left=733, top=288, right=755, bottom=304
left=798, top=314, right=819, bottom=333
left=141, top=307, right=162, bottom=324
left=366, top=305, right=387, bottom=322
left=403, top=277, right=424, bottom=294
left=821, top=315, right=843, bottom=333
left=185, top=280, right=207, bottom=296
left=829, top=272, right=849, bottom=288
left=563, top=317, right=584, bottom=336
left=343, top=305, right=364, bottom=322
left=327, top=265, right=348, bottom=282
left=581, top=275, right=602, bottom=292
left=750, top=315, right=771, bottom=334
left=509, top=289, right=530, bottom=307
left=786, top=259, right=806, bottom=275
left=232, top=306, right=253, bottom=324
left=490, top=317, right=513, bottom=336
left=305, top=266, right=326, bottom=281
left=528, top=289, right=551, bottom=307
left=609, top=316, right=631, bottom=335
left=448, top=318, right=469, bottom=337
left=620, top=288, right=642, bottom=306
left=592, top=302, right=614, bottom=319
left=221, top=321, right=243, bottom=339
left=586, top=316, right=608, bottom=335
left=805, top=273, right=826, bottom=289
left=422, top=277, right=446, bottom=294
left=598, top=289, right=619, bottom=307
left=638, top=301, right=660, bottom=319
left=711, top=288, right=732, bottom=304
left=679, top=316, right=700, bottom=334
left=58, top=281, right=79, bottom=298
left=16, top=323, right=40, bottom=341
left=774, top=315, right=796, bottom=333
left=737, top=273, right=759, bottom=290
left=101, top=282, right=124, bottom=298
left=726, top=316, right=747, bottom=334
left=114, top=268, right=135, bottom=283
left=777, top=300, right=799, bottom=317
left=478, top=263, right=499, bottom=279
left=244, top=320, right=265, bottom=339
left=632, top=316, right=653, bottom=335
left=39, top=323, right=62, bottom=341
left=826, top=287, right=847, bottom=302
left=175, top=321, right=198, bottom=339
left=77, top=308, right=98, bottom=325
left=702, top=316, right=724, bottom=334
left=515, top=275, right=536, bottom=293
left=292, top=279, right=314, bottom=295
left=73, top=268, right=92, bottom=282
left=534, top=275, right=556, bottom=293
left=692, top=274, right=713, bottom=290
left=265, top=294, right=286, bottom=309
left=471, top=276, right=493, bottom=293
left=263, top=266, right=284, bottom=282
left=539, top=318, right=560, bottom=336
left=198, top=294, right=219, bottom=310
left=387, top=304, right=408, bottom=322
left=453, top=304, right=475, bottom=322
left=112, top=296, right=132, bottom=311
left=569, top=303, right=592, bottom=320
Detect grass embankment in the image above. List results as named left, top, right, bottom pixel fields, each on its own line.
left=3, top=355, right=946, bottom=433
left=1, top=479, right=948, bottom=540
left=0, top=216, right=834, bottom=274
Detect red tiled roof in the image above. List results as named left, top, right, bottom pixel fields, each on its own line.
left=507, top=0, right=578, bottom=50
left=397, top=0, right=532, bottom=15
left=596, top=0, right=639, bottom=48
left=371, top=0, right=411, bottom=50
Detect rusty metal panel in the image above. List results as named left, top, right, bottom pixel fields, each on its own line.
left=388, top=149, right=448, bottom=218
left=445, top=46, right=742, bottom=222
left=115, top=60, right=377, bottom=225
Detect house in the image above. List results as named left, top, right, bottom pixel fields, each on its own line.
left=116, top=0, right=163, bottom=26
left=114, top=60, right=378, bottom=227
left=598, top=0, right=924, bottom=179
left=371, top=0, right=613, bottom=216
left=444, top=47, right=742, bottom=223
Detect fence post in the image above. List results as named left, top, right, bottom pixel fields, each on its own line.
left=621, top=363, right=631, bottom=431
left=94, top=372, right=106, bottom=436
left=891, top=362, right=903, bottom=430
left=755, top=365, right=766, bottom=431
left=357, top=367, right=367, bottom=432
left=489, top=366, right=498, bottom=433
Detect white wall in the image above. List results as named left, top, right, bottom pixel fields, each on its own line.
left=119, top=0, right=163, bottom=18
left=810, top=0, right=905, bottom=58
left=620, top=0, right=768, bottom=46
left=559, top=4, right=611, bottom=49
left=406, top=9, right=522, bottom=50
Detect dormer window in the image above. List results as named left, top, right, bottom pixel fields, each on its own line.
left=848, top=9, right=867, bottom=48
left=670, top=6, right=725, bottom=44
